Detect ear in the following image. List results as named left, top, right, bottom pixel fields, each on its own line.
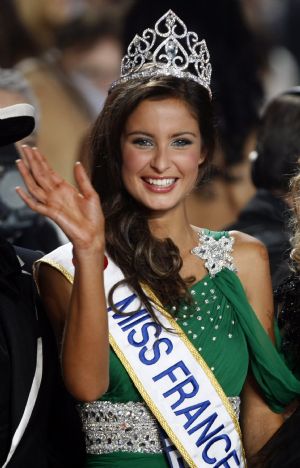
left=198, top=149, right=207, bottom=166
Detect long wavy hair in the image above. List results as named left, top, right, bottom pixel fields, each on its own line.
left=290, top=173, right=300, bottom=268
left=89, top=76, right=215, bottom=320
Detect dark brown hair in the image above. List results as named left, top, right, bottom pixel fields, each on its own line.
left=89, top=75, right=215, bottom=319
left=252, top=92, right=300, bottom=193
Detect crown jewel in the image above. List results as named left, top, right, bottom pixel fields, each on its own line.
left=111, top=9, right=212, bottom=97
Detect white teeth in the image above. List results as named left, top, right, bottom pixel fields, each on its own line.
left=146, top=178, right=176, bottom=187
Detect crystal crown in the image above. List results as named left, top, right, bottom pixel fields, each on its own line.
left=111, top=9, right=212, bottom=97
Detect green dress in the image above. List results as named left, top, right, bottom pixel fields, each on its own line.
left=84, top=230, right=300, bottom=467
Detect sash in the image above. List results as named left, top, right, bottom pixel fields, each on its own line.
left=37, top=243, right=245, bottom=468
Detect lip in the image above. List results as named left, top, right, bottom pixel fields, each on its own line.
left=142, top=177, right=178, bottom=193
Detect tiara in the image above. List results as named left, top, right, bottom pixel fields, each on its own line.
left=111, top=9, right=212, bottom=97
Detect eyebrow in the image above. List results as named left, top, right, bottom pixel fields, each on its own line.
left=125, top=131, right=197, bottom=137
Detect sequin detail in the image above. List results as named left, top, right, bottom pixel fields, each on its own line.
left=191, top=230, right=237, bottom=277
left=229, top=396, right=241, bottom=420
left=78, top=401, right=163, bottom=454
left=79, top=398, right=241, bottom=454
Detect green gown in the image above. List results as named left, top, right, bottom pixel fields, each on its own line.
left=81, top=230, right=300, bottom=467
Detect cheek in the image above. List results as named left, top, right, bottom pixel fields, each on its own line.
left=182, top=151, right=205, bottom=172
left=122, top=149, right=149, bottom=176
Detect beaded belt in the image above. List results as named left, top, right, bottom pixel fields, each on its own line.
left=78, top=397, right=241, bottom=455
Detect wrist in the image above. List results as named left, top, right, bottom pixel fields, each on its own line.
left=72, top=243, right=106, bottom=266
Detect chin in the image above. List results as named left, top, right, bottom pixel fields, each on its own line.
left=143, top=199, right=180, bottom=213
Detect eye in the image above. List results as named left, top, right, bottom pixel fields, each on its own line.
left=132, top=137, right=153, bottom=147
left=172, top=138, right=192, bottom=147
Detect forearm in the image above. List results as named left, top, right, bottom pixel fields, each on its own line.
left=241, top=375, right=284, bottom=458
left=62, top=249, right=109, bottom=401
left=241, top=409, right=283, bottom=457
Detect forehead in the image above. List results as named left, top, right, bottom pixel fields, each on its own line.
left=124, top=97, right=199, bottom=132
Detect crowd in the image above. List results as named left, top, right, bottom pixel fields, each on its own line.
left=1, top=1, right=300, bottom=467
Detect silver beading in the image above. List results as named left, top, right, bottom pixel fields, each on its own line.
left=111, top=9, right=212, bottom=97
left=78, top=397, right=240, bottom=455
left=78, top=401, right=163, bottom=454
left=191, top=230, right=237, bottom=277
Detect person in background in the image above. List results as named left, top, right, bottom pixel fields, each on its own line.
left=228, top=88, right=300, bottom=288
left=248, top=168, right=300, bottom=467
left=0, top=0, right=91, bottom=183
left=0, top=103, right=85, bottom=468
left=16, top=9, right=300, bottom=467
left=0, top=0, right=132, bottom=184
left=55, top=14, right=123, bottom=119
left=0, top=67, right=65, bottom=251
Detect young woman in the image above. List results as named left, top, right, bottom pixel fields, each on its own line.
left=248, top=163, right=300, bottom=468
left=16, top=10, right=300, bottom=468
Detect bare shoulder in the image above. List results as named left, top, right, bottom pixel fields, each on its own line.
left=36, top=262, right=72, bottom=346
left=229, top=230, right=269, bottom=273
left=229, top=230, right=274, bottom=337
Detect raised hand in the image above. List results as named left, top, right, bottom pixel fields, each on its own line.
left=16, top=146, right=105, bottom=255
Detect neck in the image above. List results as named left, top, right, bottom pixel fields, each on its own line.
left=148, top=205, right=199, bottom=255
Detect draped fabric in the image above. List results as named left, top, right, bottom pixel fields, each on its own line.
left=83, top=230, right=300, bottom=466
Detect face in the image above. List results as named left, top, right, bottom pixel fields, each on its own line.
left=121, top=97, right=205, bottom=213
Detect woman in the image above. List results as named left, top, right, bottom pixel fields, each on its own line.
left=248, top=167, right=300, bottom=467
left=16, top=10, right=300, bottom=468
left=228, top=88, right=300, bottom=287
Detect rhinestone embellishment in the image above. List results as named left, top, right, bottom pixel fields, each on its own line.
left=111, top=9, right=212, bottom=96
left=228, top=396, right=241, bottom=420
left=191, top=230, right=237, bottom=277
left=78, top=401, right=163, bottom=454
left=78, top=398, right=241, bottom=455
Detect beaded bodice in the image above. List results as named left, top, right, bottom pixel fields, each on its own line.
left=101, top=231, right=249, bottom=406
left=173, top=273, right=247, bottom=383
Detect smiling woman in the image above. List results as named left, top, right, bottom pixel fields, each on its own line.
left=15, top=9, right=300, bottom=468
left=120, top=98, right=204, bottom=211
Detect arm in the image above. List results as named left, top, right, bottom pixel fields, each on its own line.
left=17, top=146, right=109, bottom=401
left=230, top=231, right=283, bottom=457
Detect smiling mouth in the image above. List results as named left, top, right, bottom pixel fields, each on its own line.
left=143, top=177, right=177, bottom=187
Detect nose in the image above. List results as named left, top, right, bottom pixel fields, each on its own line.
left=149, top=146, right=171, bottom=173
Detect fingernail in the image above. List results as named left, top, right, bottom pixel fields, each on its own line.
left=21, top=144, right=28, bottom=148
left=15, top=159, right=21, bottom=164
left=75, top=161, right=81, bottom=165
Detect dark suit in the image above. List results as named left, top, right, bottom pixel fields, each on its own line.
left=0, top=237, right=85, bottom=467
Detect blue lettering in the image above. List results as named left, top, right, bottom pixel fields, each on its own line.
left=188, top=413, right=224, bottom=448
left=174, top=401, right=211, bottom=429
left=214, top=449, right=240, bottom=467
left=139, top=337, right=173, bottom=365
left=202, top=434, right=231, bottom=464
left=163, top=375, right=200, bottom=409
left=128, top=322, right=161, bottom=347
left=121, top=310, right=151, bottom=331
left=109, top=293, right=136, bottom=314
left=153, top=360, right=190, bottom=383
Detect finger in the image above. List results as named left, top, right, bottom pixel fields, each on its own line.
left=20, top=144, right=30, bottom=168
left=21, top=146, right=60, bottom=191
left=74, top=162, right=96, bottom=198
left=31, top=147, right=63, bottom=186
left=16, top=159, right=48, bottom=204
left=16, top=186, right=49, bottom=216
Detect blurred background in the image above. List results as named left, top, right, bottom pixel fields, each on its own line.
left=0, top=0, right=299, bottom=261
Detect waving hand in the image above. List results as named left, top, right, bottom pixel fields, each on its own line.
left=16, top=146, right=105, bottom=253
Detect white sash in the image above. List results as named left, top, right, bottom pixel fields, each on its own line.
left=38, top=243, right=245, bottom=468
